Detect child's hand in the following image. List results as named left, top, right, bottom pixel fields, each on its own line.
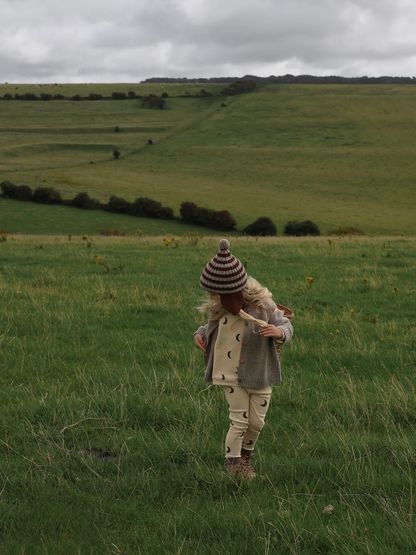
left=194, top=333, right=207, bottom=352
left=259, top=325, right=283, bottom=339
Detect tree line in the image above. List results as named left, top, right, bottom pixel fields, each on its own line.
left=0, top=181, right=237, bottom=232
left=143, top=74, right=416, bottom=85
left=1, top=181, right=325, bottom=236
left=0, top=91, right=168, bottom=104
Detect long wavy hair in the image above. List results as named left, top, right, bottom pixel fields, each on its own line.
left=197, top=277, right=273, bottom=328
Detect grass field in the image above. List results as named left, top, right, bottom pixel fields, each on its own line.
left=0, top=197, right=226, bottom=237
left=1, top=83, right=416, bottom=234
left=1, top=235, right=416, bottom=554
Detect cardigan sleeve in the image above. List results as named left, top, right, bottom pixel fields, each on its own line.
left=194, top=324, right=208, bottom=339
left=268, top=303, right=293, bottom=345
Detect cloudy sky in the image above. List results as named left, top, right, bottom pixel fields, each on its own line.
left=1, top=0, right=416, bottom=83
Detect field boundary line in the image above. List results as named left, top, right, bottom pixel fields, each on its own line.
left=0, top=96, right=239, bottom=175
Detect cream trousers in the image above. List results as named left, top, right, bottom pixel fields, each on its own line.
left=223, top=385, right=272, bottom=459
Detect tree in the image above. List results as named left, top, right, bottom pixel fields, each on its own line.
left=32, top=187, right=62, bottom=204
left=221, top=80, right=257, bottom=96
left=107, top=195, right=131, bottom=213
left=142, top=95, right=165, bottom=110
left=284, top=220, right=320, bottom=236
left=243, top=217, right=277, bottom=236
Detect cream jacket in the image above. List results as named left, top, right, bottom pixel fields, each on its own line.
left=195, top=298, right=293, bottom=389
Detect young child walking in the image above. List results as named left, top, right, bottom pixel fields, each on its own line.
left=194, top=239, right=293, bottom=478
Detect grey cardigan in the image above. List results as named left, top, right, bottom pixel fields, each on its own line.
left=195, top=298, right=293, bottom=389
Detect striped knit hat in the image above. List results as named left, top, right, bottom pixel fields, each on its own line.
left=200, top=239, right=247, bottom=314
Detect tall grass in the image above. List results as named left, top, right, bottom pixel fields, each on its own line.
left=0, top=235, right=415, bottom=553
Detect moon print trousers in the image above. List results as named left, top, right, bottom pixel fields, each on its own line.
left=223, top=385, right=272, bottom=459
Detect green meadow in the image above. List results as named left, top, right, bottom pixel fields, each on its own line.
left=0, top=197, right=222, bottom=237
left=1, top=234, right=416, bottom=554
left=1, top=83, right=416, bottom=234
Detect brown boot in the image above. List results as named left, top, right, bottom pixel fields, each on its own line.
left=225, top=457, right=241, bottom=478
left=240, top=449, right=256, bottom=478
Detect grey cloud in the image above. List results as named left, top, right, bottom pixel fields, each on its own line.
left=1, top=0, right=416, bottom=82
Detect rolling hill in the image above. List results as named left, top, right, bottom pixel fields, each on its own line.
left=1, top=82, right=415, bottom=234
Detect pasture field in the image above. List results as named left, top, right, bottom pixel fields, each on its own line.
left=1, top=235, right=416, bottom=554
left=1, top=83, right=416, bottom=234
left=0, top=197, right=223, bottom=237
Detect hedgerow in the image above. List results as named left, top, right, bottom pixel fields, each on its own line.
left=1, top=182, right=236, bottom=229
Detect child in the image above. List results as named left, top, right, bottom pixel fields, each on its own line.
left=194, top=239, right=293, bottom=478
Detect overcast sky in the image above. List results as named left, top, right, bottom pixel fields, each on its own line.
left=1, top=0, right=416, bottom=83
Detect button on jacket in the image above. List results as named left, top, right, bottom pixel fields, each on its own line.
left=195, top=298, right=293, bottom=389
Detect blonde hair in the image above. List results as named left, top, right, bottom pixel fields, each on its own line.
left=197, top=277, right=272, bottom=328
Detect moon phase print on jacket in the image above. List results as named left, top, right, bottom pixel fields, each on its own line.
left=212, top=312, right=246, bottom=385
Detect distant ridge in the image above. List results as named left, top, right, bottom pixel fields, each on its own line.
left=142, top=74, right=416, bottom=85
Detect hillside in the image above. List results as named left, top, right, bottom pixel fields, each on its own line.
left=1, top=83, right=415, bottom=234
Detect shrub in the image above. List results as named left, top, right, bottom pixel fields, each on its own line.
left=3, top=94, right=12, bottom=100
left=327, top=225, right=365, bottom=236
left=210, top=210, right=236, bottom=231
left=180, top=201, right=236, bottom=231
left=153, top=97, right=165, bottom=109
left=106, top=196, right=131, bottom=214
left=180, top=201, right=198, bottom=221
left=40, top=94, right=52, bottom=101
left=244, top=217, right=277, bottom=236
left=22, top=93, right=38, bottom=101
left=193, top=206, right=211, bottom=225
left=155, top=206, right=174, bottom=219
left=32, top=187, right=62, bottom=204
left=112, top=92, right=127, bottom=100
left=1, top=181, right=18, bottom=198
left=221, top=80, right=257, bottom=96
left=1, top=181, right=33, bottom=201
left=89, top=93, right=103, bottom=100
left=130, top=197, right=174, bottom=219
left=142, top=95, right=165, bottom=110
left=113, top=150, right=121, bottom=159
left=15, top=185, right=33, bottom=201
left=284, top=220, right=321, bottom=236
left=131, top=197, right=161, bottom=216
left=72, top=95, right=81, bottom=101
left=70, top=192, right=95, bottom=209
left=128, top=91, right=136, bottom=98
left=53, top=94, right=65, bottom=100
left=161, top=92, right=169, bottom=98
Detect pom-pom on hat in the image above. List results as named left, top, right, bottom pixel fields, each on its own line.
left=200, top=239, right=247, bottom=315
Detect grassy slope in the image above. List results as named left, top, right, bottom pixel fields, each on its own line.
left=0, top=197, right=225, bottom=236
left=1, top=83, right=416, bottom=234
left=1, top=236, right=416, bottom=554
